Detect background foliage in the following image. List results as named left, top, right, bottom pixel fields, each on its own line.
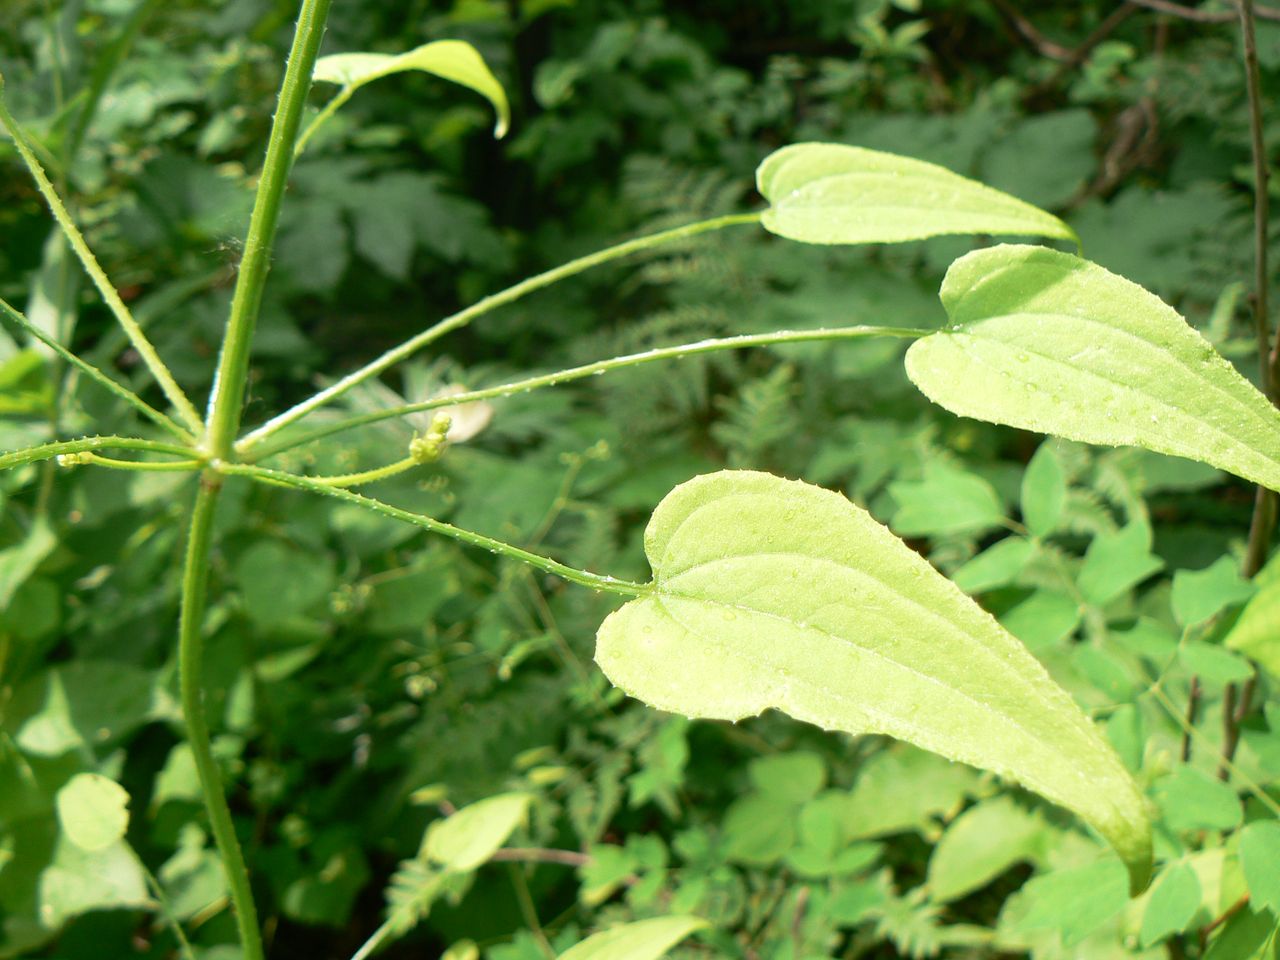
left=2, top=1, right=1280, bottom=958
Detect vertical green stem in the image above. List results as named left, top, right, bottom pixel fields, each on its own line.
left=177, top=5, right=333, bottom=959
left=204, top=0, right=334, bottom=458
left=178, top=478, right=263, bottom=960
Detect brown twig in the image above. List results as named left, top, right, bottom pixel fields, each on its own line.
left=1200, top=892, right=1250, bottom=946
left=490, top=847, right=592, bottom=868
left=989, top=0, right=1075, bottom=59
left=1231, top=0, right=1275, bottom=778
left=1130, top=0, right=1280, bottom=23
left=1220, top=675, right=1258, bottom=776
left=1182, top=676, right=1200, bottom=761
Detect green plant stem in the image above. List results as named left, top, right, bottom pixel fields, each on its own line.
left=173, top=7, right=334, bottom=960
left=294, top=84, right=353, bottom=156
left=349, top=916, right=397, bottom=960
left=74, top=453, right=203, bottom=472
left=178, top=478, right=263, bottom=960
left=237, top=212, right=764, bottom=452
left=0, top=296, right=192, bottom=441
left=243, top=323, right=925, bottom=461
left=308, top=455, right=420, bottom=487
left=220, top=462, right=650, bottom=596
left=0, top=90, right=204, bottom=435
left=204, top=0, right=334, bottom=458
left=0, top=436, right=197, bottom=471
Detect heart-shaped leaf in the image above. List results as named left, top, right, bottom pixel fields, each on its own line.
left=314, top=40, right=510, bottom=137
left=905, top=245, right=1280, bottom=492
left=757, top=143, right=1076, bottom=246
left=594, top=470, right=1152, bottom=891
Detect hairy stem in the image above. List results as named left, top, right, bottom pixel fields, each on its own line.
left=177, top=5, right=334, bottom=960
left=178, top=479, right=263, bottom=960
left=0, top=87, right=203, bottom=434
left=237, top=212, right=764, bottom=451
left=0, top=436, right=197, bottom=471
left=243, top=323, right=926, bottom=461
left=205, top=0, right=334, bottom=458
left=307, top=455, right=420, bottom=487
left=220, top=462, right=650, bottom=596
left=294, top=84, right=353, bottom=156
left=73, top=453, right=203, bottom=472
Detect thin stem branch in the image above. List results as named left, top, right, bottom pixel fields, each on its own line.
left=349, top=918, right=396, bottom=960
left=204, top=0, right=334, bottom=458
left=237, top=212, right=764, bottom=451
left=1129, top=0, right=1280, bottom=23
left=0, top=296, right=192, bottom=441
left=174, top=8, right=334, bottom=960
left=178, top=478, right=263, bottom=960
left=0, top=436, right=198, bottom=471
left=307, top=455, right=419, bottom=487
left=242, top=323, right=926, bottom=461
left=71, top=453, right=203, bottom=472
left=0, top=85, right=204, bottom=434
left=219, top=462, right=651, bottom=596
left=294, top=84, right=353, bottom=156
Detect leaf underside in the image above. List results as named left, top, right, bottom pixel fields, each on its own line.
left=756, top=142, right=1076, bottom=246
left=313, top=40, right=510, bottom=137
left=905, top=245, right=1280, bottom=493
left=595, top=470, right=1152, bottom=891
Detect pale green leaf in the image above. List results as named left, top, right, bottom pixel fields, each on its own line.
left=38, top=835, right=150, bottom=928
left=927, top=796, right=1048, bottom=903
left=888, top=461, right=1004, bottom=537
left=905, top=245, right=1280, bottom=492
left=999, top=590, right=1081, bottom=649
left=313, top=40, right=510, bottom=137
left=1239, top=821, right=1280, bottom=916
left=1225, top=553, right=1280, bottom=679
left=422, top=791, right=531, bottom=872
left=1153, top=768, right=1241, bottom=833
left=1077, top=520, right=1164, bottom=607
left=0, top=516, right=55, bottom=609
left=1013, top=857, right=1131, bottom=946
left=1178, top=641, right=1254, bottom=686
left=557, top=916, right=709, bottom=960
left=952, top=537, right=1033, bottom=594
left=1171, top=556, right=1255, bottom=627
left=757, top=143, right=1075, bottom=245
left=1139, top=861, right=1201, bottom=947
left=1021, top=442, right=1067, bottom=537
left=594, top=470, right=1153, bottom=889
left=55, top=773, right=130, bottom=852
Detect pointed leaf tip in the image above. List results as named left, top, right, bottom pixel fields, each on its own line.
left=595, top=469, right=1152, bottom=890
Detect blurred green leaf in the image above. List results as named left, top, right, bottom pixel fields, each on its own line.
left=54, top=774, right=130, bottom=853
left=556, top=916, right=709, bottom=960
left=314, top=40, right=510, bottom=137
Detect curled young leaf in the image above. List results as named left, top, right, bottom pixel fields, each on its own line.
left=757, top=143, right=1076, bottom=246
left=314, top=40, right=510, bottom=137
left=595, top=470, right=1152, bottom=892
left=905, top=245, right=1280, bottom=492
